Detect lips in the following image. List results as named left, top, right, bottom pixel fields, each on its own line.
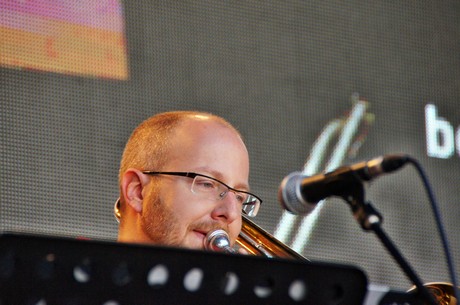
left=191, top=230, right=207, bottom=248
left=193, top=226, right=220, bottom=237
left=193, top=229, right=207, bottom=237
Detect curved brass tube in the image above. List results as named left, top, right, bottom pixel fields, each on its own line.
left=408, top=282, right=458, bottom=305
left=237, top=215, right=308, bottom=260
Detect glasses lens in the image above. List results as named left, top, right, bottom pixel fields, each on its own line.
left=242, top=196, right=260, bottom=217
left=191, top=175, right=260, bottom=217
left=191, top=175, right=220, bottom=194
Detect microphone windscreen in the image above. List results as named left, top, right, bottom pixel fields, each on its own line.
left=278, top=172, right=316, bottom=215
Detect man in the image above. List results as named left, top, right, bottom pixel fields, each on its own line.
left=115, top=111, right=262, bottom=251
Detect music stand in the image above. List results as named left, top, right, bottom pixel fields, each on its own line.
left=0, top=233, right=368, bottom=305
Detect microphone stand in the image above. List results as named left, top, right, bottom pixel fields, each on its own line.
left=342, top=179, right=437, bottom=305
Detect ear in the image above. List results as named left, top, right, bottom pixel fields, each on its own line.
left=121, top=169, right=150, bottom=213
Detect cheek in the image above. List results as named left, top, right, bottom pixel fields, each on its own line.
left=228, top=218, right=243, bottom=244
left=167, top=192, right=214, bottom=228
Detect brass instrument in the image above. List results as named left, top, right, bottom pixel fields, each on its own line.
left=236, top=214, right=308, bottom=261
left=408, top=282, right=458, bottom=305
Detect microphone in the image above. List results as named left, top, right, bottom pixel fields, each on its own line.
left=204, top=229, right=236, bottom=254
left=278, top=154, right=409, bottom=215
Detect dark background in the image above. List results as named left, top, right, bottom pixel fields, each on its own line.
left=1, top=0, right=459, bottom=291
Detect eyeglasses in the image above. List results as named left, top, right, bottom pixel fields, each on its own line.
left=142, top=171, right=262, bottom=217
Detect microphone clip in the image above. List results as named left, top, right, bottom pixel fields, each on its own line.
left=339, top=178, right=383, bottom=231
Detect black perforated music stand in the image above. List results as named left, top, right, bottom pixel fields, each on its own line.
left=0, top=233, right=368, bottom=305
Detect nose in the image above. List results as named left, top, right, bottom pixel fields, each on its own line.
left=211, top=191, right=240, bottom=224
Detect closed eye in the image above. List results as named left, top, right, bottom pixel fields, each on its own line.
left=194, top=178, right=218, bottom=190
left=234, top=193, right=247, bottom=204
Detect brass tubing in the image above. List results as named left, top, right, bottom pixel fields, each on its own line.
left=237, top=215, right=308, bottom=261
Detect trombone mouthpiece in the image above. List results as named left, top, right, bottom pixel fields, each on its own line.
left=204, top=229, right=236, bottom=254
